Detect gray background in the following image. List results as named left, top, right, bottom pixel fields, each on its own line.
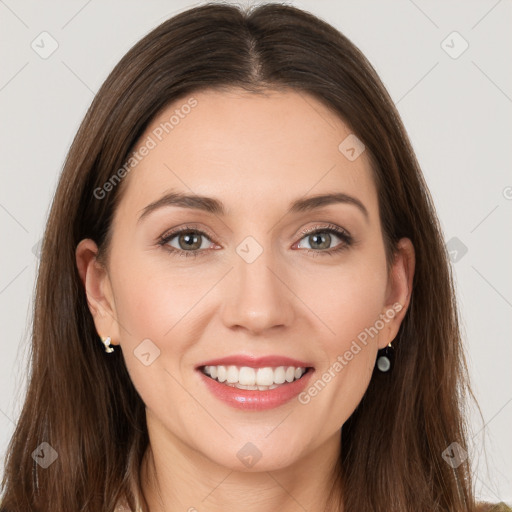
left=1, top=0, right=511, bottom=504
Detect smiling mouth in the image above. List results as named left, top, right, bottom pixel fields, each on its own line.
left=200, top=364, right=312, bottom=391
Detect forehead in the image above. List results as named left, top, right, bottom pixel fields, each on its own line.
left=115, top=88, right=377, bottom=221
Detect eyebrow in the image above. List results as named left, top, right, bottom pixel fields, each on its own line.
left=137, top=190, right=369, bottom=223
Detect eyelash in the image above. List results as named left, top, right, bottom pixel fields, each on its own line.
left=157, top=223, right=353, bottom=259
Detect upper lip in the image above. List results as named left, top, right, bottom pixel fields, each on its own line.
left=196, top=354, right=314, bottom=369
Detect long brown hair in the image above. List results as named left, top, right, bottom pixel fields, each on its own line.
left=1, top=3, right=480, bottom=511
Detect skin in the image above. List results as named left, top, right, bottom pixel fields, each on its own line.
left=76, top=88, right=415, bottom=512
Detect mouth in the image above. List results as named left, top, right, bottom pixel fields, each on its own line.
left=200, top=364, right=311, bottom=390
left=195, top=356, right=315, bottom=410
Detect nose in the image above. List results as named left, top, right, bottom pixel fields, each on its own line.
left=220, top=242, right=295, bottom=335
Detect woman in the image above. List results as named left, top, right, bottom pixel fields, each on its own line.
left=0, top=3, right=507, bottom=511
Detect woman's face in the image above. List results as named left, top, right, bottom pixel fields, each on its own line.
left=77, top=88, right=414, bottom=472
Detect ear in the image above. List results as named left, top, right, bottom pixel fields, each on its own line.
left=75, top=239, right=120, bottom=347
left=378, top=237, right=415, bottom=349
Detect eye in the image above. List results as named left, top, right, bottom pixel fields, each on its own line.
left=294, top=224, right=352, bottom=256
left=158, top=225, right=216, bottom=258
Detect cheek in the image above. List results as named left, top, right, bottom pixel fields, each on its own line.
left=299, top=254, right=389, bottom=350
left=111, top=247, right=202, bottom=337
left=109, top=257, right=201, bottom=420
left=108, top=250, right=223, bottom=396
left=296, top=248, right=388, bottom=422
left=106, top=251, right=194, bottom=381
left=299, top=279, right=386, bottom=435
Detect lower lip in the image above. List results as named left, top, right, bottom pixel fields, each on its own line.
left=198, top=369, right=314, bottom=411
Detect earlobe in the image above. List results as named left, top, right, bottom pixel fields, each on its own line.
left=75, top=239, right=120, bottom=345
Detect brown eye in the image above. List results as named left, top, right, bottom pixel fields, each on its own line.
left=159, top=227, right=216, bottom=257
left=174, top=231, right=204, bottom=251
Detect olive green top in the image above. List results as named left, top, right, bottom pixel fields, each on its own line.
left=477, top=503, right=512, bottom=512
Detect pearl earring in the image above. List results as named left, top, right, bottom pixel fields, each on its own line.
left=100, top=336, right=115, bottom=353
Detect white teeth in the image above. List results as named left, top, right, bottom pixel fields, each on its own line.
left=217, top=365, right=227, bottom=382
left=256, top=367, right=274, bottom=386
left=202, top=364, right=307, bottom=387
left=239, top=366, right=256, bottom=386
left=274, top=366, right=286, bottom=384
left=226, top=365, right=238, bottom=383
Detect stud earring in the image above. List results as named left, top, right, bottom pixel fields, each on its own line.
left=376, top=342, right=394, bottom=372
left=100, top=336, right=115, bottom=353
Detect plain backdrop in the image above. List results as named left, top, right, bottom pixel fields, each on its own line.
left=0, top=0, right=511, bottom=504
